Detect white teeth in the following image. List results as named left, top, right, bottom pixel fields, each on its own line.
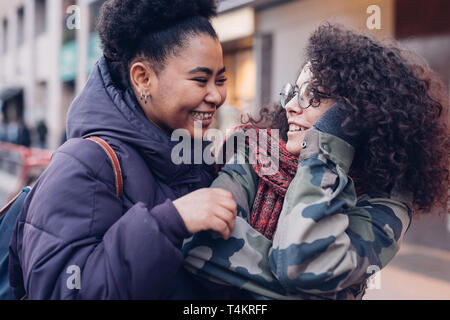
left=289, top=124, right=303, bottom=132
left=191, top=112, right=214, bottom=120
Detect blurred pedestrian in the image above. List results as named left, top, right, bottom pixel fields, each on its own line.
left=5, top=121, right=19, bottom=144
left=36, top=120, right=48, bottom=149
left=0, top=122, right=6, bottom=142
left=16, top=121, right=30, bottom=147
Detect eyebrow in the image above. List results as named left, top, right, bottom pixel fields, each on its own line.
left=188, top=67, right=226, bottom=76
left=296, top=81, right=309, bottom=90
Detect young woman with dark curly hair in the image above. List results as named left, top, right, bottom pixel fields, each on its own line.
left=184, top=23, right=449, bottom=300
left=7, top=0, right=239, bottom=299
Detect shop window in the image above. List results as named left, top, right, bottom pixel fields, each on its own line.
left=89, top=0, right=106, bottom=33
left=396, top=0, right=450, bottom=38
left=2, top=18, right=7, bottom=54
left=219, top=44, right=256, bottom=132
left=62, top=80, right=75, bottom=124
left=35, top=0, right=47, bottom=37
left=35, top=81, right=48, bottom=118
left=223, top=48, right=256, bottom=111
left=62, top=0, right=76, bottom=44
left=17, top=6, right=25, bottom=47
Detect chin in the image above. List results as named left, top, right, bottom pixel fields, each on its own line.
left=191, top=130, right=205, bottom=140
left=286, top=140, right=301, bottom=156
left=186, top=125, right=208, bottom=140
left=187, top=116, right=214, bottom=140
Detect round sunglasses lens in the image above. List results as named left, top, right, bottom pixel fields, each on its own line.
left=280, top=83, right=293, bottom=108
left=298, top=82, right=312, bottom=109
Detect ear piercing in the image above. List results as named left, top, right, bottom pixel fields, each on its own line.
left=140, top=92, right=150, bottom=104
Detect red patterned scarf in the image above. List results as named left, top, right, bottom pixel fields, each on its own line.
left=217, top=124, right=298, bottom=240
left=245, top=125, right=298, bottom=240
left=219, top=124, right=363, bottom=241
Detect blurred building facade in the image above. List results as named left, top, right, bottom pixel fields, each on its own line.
left=0, top=0, right=449, bottom=148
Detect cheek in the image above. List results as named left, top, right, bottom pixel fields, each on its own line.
left=177, top=86, right=207, bottom=109
left=305, top=109, right=325, bottom=126
left=151, top=93, right=190, bottom=127
left=156, top=78, right=200, bottom=109
left=219, top=86, right=228, bottom=105
left=159, top=90, right=199, bottom=118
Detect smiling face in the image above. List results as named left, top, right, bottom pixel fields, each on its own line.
left=130, top=34, right=227, bottom=138
left=285, top=63, right=336, bottom=155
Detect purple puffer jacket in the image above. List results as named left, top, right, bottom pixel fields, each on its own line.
left=8, top=56, right=217, bottom=299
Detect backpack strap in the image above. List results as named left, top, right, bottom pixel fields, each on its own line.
left=85, top=137, right=123, bottom=198
left=0, top=187, right=31, bottom=218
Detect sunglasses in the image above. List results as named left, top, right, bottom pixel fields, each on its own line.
left=280, top=82, right=315, bottom=109
left=280, top=81, right=334, bottom=110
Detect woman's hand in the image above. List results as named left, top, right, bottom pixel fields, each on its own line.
left=173, top=188, right=237, bottom=240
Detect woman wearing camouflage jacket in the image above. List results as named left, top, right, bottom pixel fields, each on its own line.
left=182, top=23, right=449, bottom=299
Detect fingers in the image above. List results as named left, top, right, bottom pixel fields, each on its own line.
left=219, top=198, right=237, bottom=217
left=210, top=188, right=237, bottom=215
left=210, top=188, right=234, bottom=199
left=181, top=188, right=237, bottom=239
left=210, top=218, right=232, bottom=240
left=214, top=207, right=235, bottom=234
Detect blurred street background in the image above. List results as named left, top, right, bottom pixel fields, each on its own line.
left=0, top=0, right=448, bottom=299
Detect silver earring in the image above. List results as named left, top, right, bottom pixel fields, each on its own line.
left=145, top=94, right=149, bottom=104
left=140, top=92, right=144, bottom=101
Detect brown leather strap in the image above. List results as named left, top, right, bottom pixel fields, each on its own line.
left=86, top=137, right=123, bottom=198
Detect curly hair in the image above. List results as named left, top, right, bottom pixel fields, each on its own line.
left=247, top=23, right=449, bottom=215
left=97, top=0, right=218, bottom=84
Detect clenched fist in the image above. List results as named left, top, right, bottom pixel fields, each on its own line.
left=173, top=188, right=237, bottom=240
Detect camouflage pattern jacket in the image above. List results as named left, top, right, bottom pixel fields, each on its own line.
left=182, top=129, right=413, bottom=299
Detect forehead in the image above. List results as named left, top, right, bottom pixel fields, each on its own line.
left=165, top=34, right=224, bottom=72
left=296, top=63, right=313, bottom=87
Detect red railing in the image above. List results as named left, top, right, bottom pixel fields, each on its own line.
left=0, top=142, right=52, bottom=201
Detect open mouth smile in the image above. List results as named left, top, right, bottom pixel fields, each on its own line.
left=190, top=111, right=215, bottom=121
left=288, top=121, right=309, bottom=133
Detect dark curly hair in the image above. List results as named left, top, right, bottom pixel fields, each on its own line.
left=247, top=23, right=449, bottom=215
left=97, top=0, right=218, bottom=84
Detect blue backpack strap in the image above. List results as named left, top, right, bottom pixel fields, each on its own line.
left=0, top=187, right=30, bottom=217
left=0, top=187, right=32, bottom=300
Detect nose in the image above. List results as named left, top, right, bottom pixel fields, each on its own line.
left=284, top=95, right=303, bottom=117
left=205, top=83, right=224, bottom=107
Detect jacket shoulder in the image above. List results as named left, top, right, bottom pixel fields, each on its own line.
left=19, top=138, right=125, bottom=241
left=56, top=137, right=130, bottom=192
left=56, top=138, right=116, bottom=177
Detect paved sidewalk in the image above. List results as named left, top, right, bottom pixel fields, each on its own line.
left=364, top=244, right=450, bottom=300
